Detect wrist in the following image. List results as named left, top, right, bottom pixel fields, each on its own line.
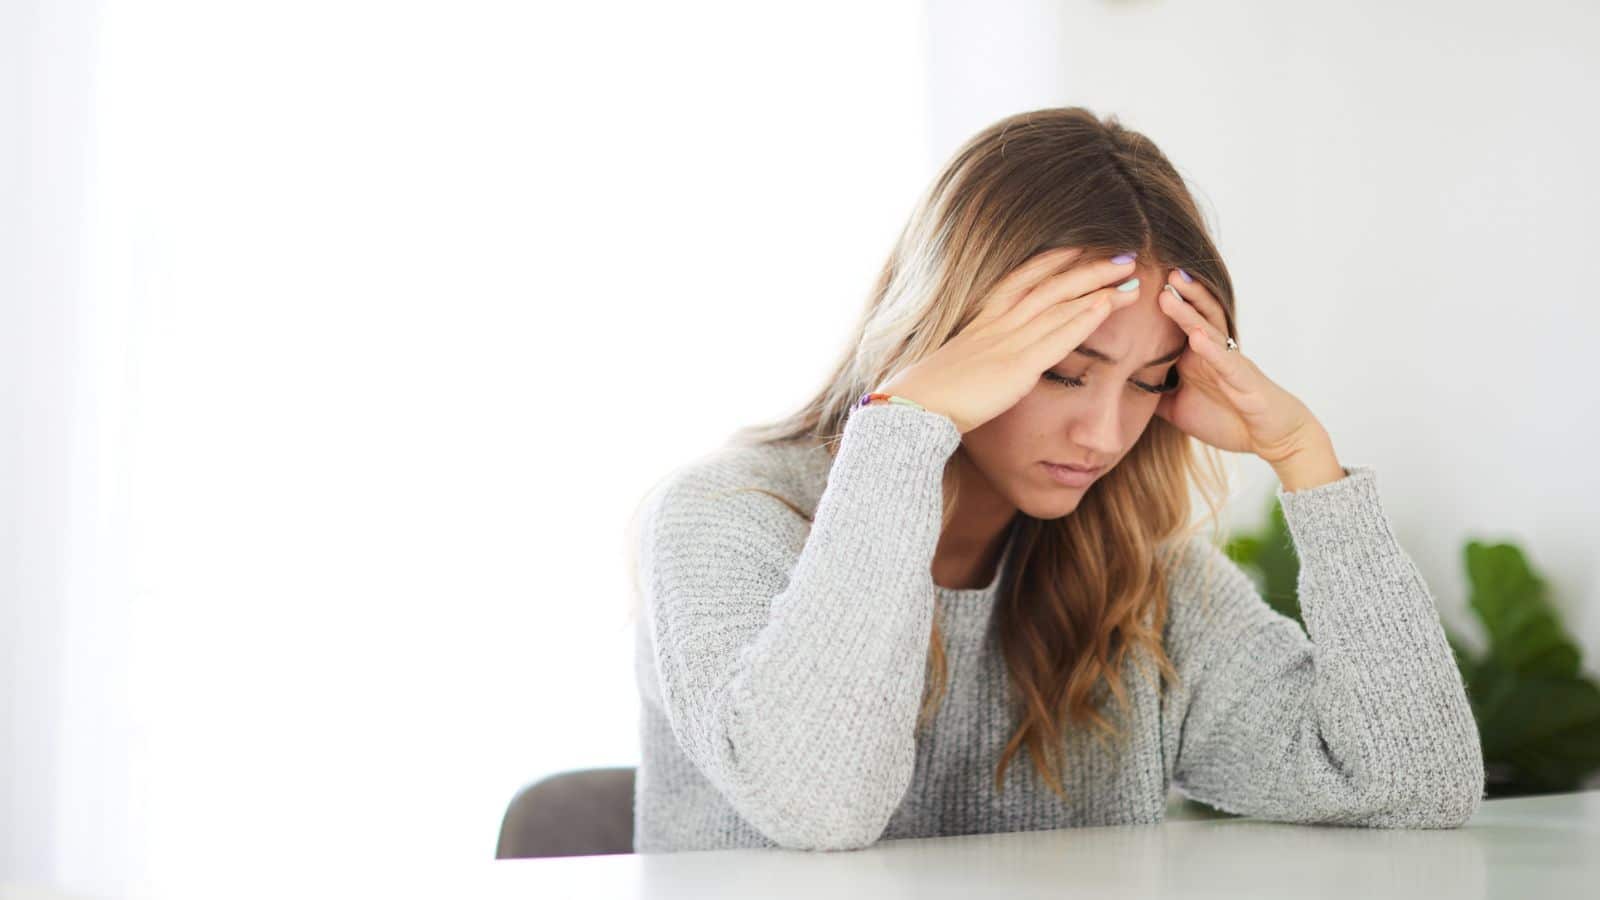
left=859, top=391, right=927, bottom=412
left=1272, top=434, right=1345, bottom=492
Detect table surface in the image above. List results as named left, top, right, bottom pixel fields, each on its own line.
left=7, top=790, right=1597, bottom=899
left=479, top=789, right=1600, bottom=899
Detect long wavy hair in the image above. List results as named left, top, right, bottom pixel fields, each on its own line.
left=631, top=107, right=1242, bottom=801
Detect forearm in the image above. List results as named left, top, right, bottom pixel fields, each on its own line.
left=1272, top=429, right=1346, bottom=493
left=1278, top=465, right=1485, bottom=826
left=1169, top=467, right=1484, bottom=829
left=644, top=401, right=961, bottom=849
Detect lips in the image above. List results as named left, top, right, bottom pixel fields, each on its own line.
left=1041, top=460, right=1105, bottom=488
left=1044, top=461, right=1104, bottom=474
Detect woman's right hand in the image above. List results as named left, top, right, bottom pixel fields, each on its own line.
left=872, top=247, right=1144, bottom=434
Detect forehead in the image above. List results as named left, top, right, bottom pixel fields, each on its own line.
left=1076, top=280, right=1189, bottom=367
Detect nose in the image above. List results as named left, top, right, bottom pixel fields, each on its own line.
left=1066, top=389, right=1124, bottom=460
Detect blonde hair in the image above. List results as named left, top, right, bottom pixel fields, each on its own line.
left=630, top=107, right=1240, bottom=801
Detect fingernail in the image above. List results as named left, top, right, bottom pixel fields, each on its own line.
left=1111, top=252, right=1138, bottom=265
left=1177, top=268, right=1193, bottom=283
left=1116, top=277, right=1140, bottom=292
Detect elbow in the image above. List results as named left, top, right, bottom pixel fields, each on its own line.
left=1353, top=704, right=1486, bottom=829
left=1438, top=785, right=1485, bottom=829
left=748, top=755, right=910, bottom=851
left=1364, top=750, right=1486, bottom=829
left=724, top=739, right=911, bottom=851
left=763, top=800, right=896, bottom=851
left=1428, top=765, right=1487, bottom=829
left=1413, top=732, right=1487, bottom=828
left=1379, top=782, right=1483, bottom=829
left=698, top=678, right=918, bottom=850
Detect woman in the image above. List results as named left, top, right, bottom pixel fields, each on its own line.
left=626, top=107, right=1483, bottom=853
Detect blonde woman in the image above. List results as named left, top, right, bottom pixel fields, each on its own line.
left=627, top=107, right=1483, bottom=853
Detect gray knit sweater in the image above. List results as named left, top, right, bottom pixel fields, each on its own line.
left=630, top=401, right=1485, bottom=852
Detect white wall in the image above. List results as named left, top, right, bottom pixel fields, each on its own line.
left=2, top=0, right=117, bottom=885
left=926, top=0, right=1600, bottom=671
left=4, top=1, right=932, bottom=896
left=6, top=1, right=1599, bottom=895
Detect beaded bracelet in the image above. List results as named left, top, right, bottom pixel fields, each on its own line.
left=857, top=391, right=926, bottom=411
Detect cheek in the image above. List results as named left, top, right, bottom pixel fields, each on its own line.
left=989, top=389, right=1060, bottom=437
left=1116, top=401, right=1160, bottom=446
left=1128, top=402, right=1160, bottom=435
left=959, top=400, right=1043, bottom=463
left=976, top=385, right=1159, bottom=457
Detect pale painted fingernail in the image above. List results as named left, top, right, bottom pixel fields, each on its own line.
left=1116, top=277, right=1140, bottom=292
left=1177, top=268, right=1193, bottom=283
left=1111, top=252, right=1137, bottom=265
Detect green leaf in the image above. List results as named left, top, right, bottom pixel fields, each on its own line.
left=1224, top=506, right=1600, bottom=798
left=1224, top=499, right=1300, bottom=623
left=1465, top=541, right=1581, bottom=679
left=1475, top=672, right=1600, bottom=794
left=1224, top=534, right=1262, bottom=567
left=1244, top=498, right=1301, bottom=623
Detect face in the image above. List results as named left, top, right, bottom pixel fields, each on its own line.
left=958, top=262, right=1190, bottom=519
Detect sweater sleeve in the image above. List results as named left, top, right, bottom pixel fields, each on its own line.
left=1165, top=465, right=1485, bottom=829
left=636, top=401, right=960, bottom=850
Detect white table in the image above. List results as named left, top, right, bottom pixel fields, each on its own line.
left=6, top=791, right=1595, bottom=899
left=480, top=789, right=1600, bottom=899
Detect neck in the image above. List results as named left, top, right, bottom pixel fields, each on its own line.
left=931, top=448, right=1018, bottom=591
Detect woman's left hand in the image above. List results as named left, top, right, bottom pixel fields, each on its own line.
left=1153, top=269, right=1328, bottom=466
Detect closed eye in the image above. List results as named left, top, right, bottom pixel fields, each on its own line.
left=1042, top=368, right=1179, bottom=395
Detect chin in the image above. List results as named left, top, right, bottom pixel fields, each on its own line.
left=1015, top=490, right=1085, bottom=520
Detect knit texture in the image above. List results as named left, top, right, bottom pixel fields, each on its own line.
left=631, top=401, right=1485, bottom=852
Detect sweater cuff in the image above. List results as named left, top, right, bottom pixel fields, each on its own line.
left=1274, top=464, right=1440, bottom=655
left=839, top=400, right=963, bottom=467
left=1275, top=464, right=1390, bottom=568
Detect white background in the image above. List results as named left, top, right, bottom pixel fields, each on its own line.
left=5, top=1, right=1598, bottom=897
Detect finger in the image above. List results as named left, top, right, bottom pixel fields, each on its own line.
left=1165, top=270, right=1234, bottom=340
left=1014, top=277, right=1141, bottom=348
left=971, top=246, right=1088, bottom=326
left=998, top=256, right=1140, bottom=331
left=1160, top=283, right=1227, bottom=345
left=1185, top=327, right=1256, bottom=394
left=1017, top=293, right=1119, bottom=371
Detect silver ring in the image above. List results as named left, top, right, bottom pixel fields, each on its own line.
left=1224, top=336, right=1238, bottom=353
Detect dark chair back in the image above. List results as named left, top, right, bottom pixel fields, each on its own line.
left=496, top=766, right=637, bottom=858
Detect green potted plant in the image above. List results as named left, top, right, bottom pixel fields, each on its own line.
left=1219, top=496, right=1600, bottom=801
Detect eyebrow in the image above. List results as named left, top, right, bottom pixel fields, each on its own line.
left=1074, top=342, right=1188, bottom=368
